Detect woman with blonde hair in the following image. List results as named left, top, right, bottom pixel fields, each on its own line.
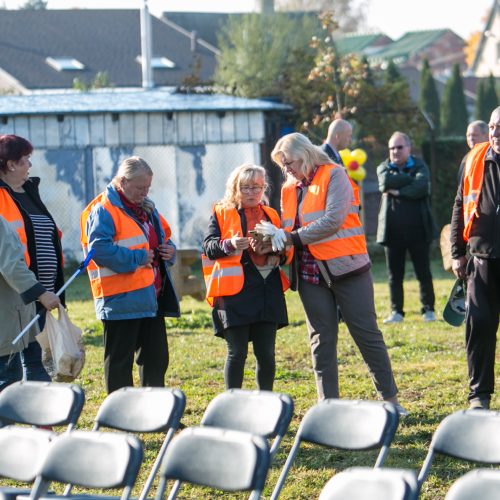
left=202, top=163, right=288, bottom=390
left=81, top=156, right=179, bottom=393
left=263, top=133, right=405, bottom=414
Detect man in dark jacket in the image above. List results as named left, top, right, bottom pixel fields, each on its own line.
left=450, top=106, right=500, bottom=410
left=377, top=131, right=437, bottom=324
left=322, top=119, right=352, bottom=165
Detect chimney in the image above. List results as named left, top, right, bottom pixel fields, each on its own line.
left=140, top=0, right=154, bottom=89
left=258, top=0, right=275, bottom=14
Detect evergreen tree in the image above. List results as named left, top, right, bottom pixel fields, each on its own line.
left=440, top=63, right=468, bottom=136
left=484, top=73, right=499, bottom=116
left=475, top=79, right=488, bottom=121
left=385, top=60, right=403, bottom=84
left=419, top=59, right=440, bottom=135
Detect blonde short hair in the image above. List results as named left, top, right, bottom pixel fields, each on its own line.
left=271, top=132, right=332, bottom=185
left=220, top=163, right=268, bottom=209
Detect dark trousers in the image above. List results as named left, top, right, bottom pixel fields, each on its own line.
left=384, top=240, right=435, bottom=314
left=0, top=353, right=22, bottom=392
left=466, top=257, right=500, bottom=401
left=298, top=271, right=398, bottom=400
left=21, top=341, right=51, bottom=382
left=102, top=315, right=169, bottom=394
left=223, top=322, right=277, bottom=391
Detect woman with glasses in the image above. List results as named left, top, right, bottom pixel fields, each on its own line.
left=266, top=133, right=406, bottom=415
left=201, top=163, right=288, bottom=390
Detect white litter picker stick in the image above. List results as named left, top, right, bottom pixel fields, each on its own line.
left=12, top=249, right=95, bottom=345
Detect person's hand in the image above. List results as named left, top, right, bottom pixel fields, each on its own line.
left=230, top=233, right=249, bottom=251
left=452, top=256, right=467, bottom=280
left=250, top=238, right=273, bottom=254
left=145, top=249, right=154, bottom=267
left=158, top=242, right=175, bottom=261
left=386, top=189, right=400, bottom=196
left=254, top=221, right=287, bottom=251
left=266, top=255, right=280, bottom=266
left=38, top=291, right=60, bottom=311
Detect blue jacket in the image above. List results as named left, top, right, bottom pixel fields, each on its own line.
left=86, top=184, right=180, bottom=320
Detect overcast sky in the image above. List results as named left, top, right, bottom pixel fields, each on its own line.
left=2, top=0, right=495, bottom=41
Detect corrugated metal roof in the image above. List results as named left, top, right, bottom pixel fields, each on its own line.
left=368, top=29, right=448, bottom=62
left=334, top=33, right=390, bottom=56
left=0, top=88, right=291, bottom=116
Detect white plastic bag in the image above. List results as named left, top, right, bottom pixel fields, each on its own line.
left=36, top=304, right=85, bottom=382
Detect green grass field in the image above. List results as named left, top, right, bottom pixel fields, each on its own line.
left=9, top=257, right=498, bottom=499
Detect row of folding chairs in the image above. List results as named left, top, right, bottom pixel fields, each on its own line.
left=2, top=381, right=500, bottom=499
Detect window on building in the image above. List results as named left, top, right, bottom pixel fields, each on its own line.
left=136, top=56, right=176, bottom=69
left=46, top=57, right=85, bottom=71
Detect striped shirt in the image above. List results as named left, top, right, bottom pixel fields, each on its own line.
left=30, top=214, right=57, bottom=292
left=11, top=191, right=58, bottom=292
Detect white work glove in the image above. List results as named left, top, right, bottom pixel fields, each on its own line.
left=254, top=221, right=287, bottom=252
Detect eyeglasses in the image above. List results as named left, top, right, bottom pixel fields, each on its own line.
left=389, top=145, right=406, bottom=151
left=240, top=185, right=264, bottom=194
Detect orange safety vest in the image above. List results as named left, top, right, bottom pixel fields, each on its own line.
left=0, top=188, right=30, bottom=266
left=80, top=192, right=161, bottom=299
left=281, top=164, right=367, bottom=261
left=202, top=204, right=289, bottom=306
left=462, top=142, right=490, bottom=242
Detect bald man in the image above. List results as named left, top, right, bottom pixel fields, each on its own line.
left=458, top=121, right=489, bottom=182
left=322, top=119, right=353, bottom=165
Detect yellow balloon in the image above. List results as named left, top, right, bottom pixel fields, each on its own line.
left=339, top=149, right=352, bottom=166
left=349, top=165, right=367, bottom=182
left=351, top=148, right=367, bottom=165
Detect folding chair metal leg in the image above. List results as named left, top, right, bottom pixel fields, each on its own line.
left=270, top=438, right=302, bottom=500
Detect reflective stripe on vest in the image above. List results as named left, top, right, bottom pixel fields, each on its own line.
left=201, top=204, right=289, bottom=306
left=281, top=164, right=367, bottom=260
left=462, top=142, right=489, bottom=242
left=0, top=188, right=30, bottom=265
left=80, top=192, right=154, bottom=299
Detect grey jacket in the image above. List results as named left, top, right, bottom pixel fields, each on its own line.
left=290, top=165, right=371, bottom=279
left=0, top=216, right=45, bottom=357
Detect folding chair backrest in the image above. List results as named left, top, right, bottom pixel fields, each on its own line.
left=445, top=469, right=500, bottom=500
left=200, top=389, right=293, bottom=457
left=0, top=381, right=84, bottom=429
left=94, top=387, right=185, bottom=433
left=156, top=427, right=270, bottom=500
left=319, top=467, right=418, bottom=500
left=29, top=431, right=143, bottom=500
left=270, top=399, right=399, bottom=500
left=93, top=387, right=186, bottom=500
left=0, top=426, right=53, bottom=482
left=417, top=410, right=500, bottom=489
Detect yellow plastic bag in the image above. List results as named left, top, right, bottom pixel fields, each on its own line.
left=36, top=304, right=85, bottom=382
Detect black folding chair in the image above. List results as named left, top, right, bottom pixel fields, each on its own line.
left=155, top=426, right=270, bottom=500
left=0, top=425, right=54, bottom=500
left=417, top=410, right=500, bottom=492
left=318, top=467, right=418, bottom=500
left=445, top=469, right=500, bottom=500
left=0, top=381, right=84, bottom=430
left=200, top=389, right=293, bottom=459
left=90, top=387, right=186, bottom=500
left=28, top=431, right=143, bottom=500
left=271, top=399, right=400, bottom=499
